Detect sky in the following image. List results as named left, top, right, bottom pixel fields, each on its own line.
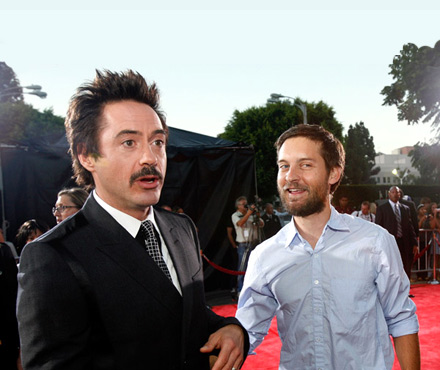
left=1, top=1, right=439, bottom=154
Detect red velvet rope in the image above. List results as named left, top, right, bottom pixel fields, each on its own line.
left=201, top=253, right=245, bottom=275
left=413, top=231, right=439, bottom=262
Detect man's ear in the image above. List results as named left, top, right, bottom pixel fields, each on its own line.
left=78, top=152, right=95, bottom=172
left=78, top=144, right=96, bottom=172
left=329, top=167, right=342, bottom=185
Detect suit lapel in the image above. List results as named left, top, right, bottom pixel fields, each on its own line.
left=154, top=209, right=201, bottom=351
left=82, top=197, right=182, bottom=319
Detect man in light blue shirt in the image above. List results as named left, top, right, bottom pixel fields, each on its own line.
left=236, top=124, right=420, bottom=370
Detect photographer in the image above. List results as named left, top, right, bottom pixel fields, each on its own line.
left=232, top=196, right=264, bottom=295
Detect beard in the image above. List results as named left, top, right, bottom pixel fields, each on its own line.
left=278, top=181, right=328, bottom=217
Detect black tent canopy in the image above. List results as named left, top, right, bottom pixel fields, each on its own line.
left=0, top=127, right=255, bottom=291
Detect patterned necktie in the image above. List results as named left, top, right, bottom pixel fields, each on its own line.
left=394, top=204, right=403, bottom=238
left=139, top=220, right=172, bottom=281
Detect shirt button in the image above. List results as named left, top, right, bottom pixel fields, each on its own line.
left=316, top=337, right=322, bottom=343
left=314, top=279, right=319, bottom=285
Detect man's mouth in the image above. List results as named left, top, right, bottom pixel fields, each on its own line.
left=130, top=166, right=163, bottom=187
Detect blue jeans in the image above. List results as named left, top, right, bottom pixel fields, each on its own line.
left=237, top=242, right=252, bottom=292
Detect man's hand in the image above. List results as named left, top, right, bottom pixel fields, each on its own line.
left=200, top=324, right=245, bottom=370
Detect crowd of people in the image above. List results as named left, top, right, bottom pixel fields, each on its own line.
left=2, top=68, right=438, bottom=370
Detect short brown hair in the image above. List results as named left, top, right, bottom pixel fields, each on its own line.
left=275, top=124, right=345, bottom=194
left=57, top=187, right=89, bottom=208
left=65, top=69, right=168, bottom=189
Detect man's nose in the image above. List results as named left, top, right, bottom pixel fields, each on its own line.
left=139, top=145, right=157, bottom=167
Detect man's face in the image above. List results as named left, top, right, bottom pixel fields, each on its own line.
left=79, top=100, right=167, bottom=220
left=339, top=197, right=349, bottom=208
left=388, top=186, right=400, bottom=203
left=237, top=199, right=248, bottom=214
left=277, top=137, right=338, bottom=217
left=361, top=204, right=370, bottom=215
left=265, top=204, right=274, bottom=215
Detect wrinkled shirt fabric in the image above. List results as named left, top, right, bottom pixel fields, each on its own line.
left=236, top=206, right=419, bottom=370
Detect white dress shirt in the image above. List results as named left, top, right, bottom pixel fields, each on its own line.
left=93, top=191, right=182, bottom=294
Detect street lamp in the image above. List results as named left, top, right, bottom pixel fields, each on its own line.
left=391, top=168, right=410, bottom=185
left=0, top=84, right=47, bottom=99
left=267, top=93, right=308, bottom=125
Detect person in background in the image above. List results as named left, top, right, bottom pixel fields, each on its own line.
left=172, top=205, right=184, bottom=214
left=53, top=187, right=89, bottom=224
left=15, top=219, right=50, bottom=256
left=236, top=124, right=420, bottom=370
left=0, top=241, right=21, bottom=369
left=334, top=195, right=353, bottom=214
left=261, top=203, right=282, bottom=239
left=226, top=216, right=238, bottom=298
left=429, top=202, right=440, bottom=280
left=399, top=189, right=419, bottom=238
left=351, top=201, right=375, bottom=222
left=232, top=196, right=264, bottom=294
left=0, top=228, right=18, bottom=261
left=369, top=201, right=377, bottom=215
left=376, top=186, right=418, bottom=285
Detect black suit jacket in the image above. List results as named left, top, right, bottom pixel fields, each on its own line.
left=375, top=201, right=417, bottom=248
left=17, top=196, right=248, bottom=369
left=400, top=198, right=419, bottom=237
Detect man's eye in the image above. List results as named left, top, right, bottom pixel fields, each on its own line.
left=279, top=164, right=289, bottom=170
left=153, top=139, right=165, bottom=147
left=123, top=140, right=135, bottom=147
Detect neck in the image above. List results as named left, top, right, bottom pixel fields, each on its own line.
left=293, top=202, right=331, bottom=249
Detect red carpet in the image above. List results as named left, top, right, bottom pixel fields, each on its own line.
left=212, top=284, right=440, bottom=370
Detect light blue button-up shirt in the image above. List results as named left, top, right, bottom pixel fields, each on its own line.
left=236, top=206, right=419, bottom=370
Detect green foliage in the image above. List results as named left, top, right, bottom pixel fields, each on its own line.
left=381, top=40, right=440, bottom=126
left=0, top=61, right=23, bottom=103
left=219, top=100, right=344, bottom=199
left=0, top=102, right=64, bottom=144
left=0, top=62, right=64, bottom=144
left=409, top=143, right=440, bottom=185
left=343, top=122, right=379, bottom=184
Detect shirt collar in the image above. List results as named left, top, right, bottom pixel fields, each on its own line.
left=283, top=206, right=350, bottom=250
left=388, top=199, right=399, bottom=207
left=92, top=190, right=156, bottom=238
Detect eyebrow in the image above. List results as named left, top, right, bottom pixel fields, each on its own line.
left=277, top=156, right=316, bottom=164
left=115, top=129, right=167, bottom=138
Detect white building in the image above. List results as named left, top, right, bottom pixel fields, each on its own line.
left=373, top=147, right=419, bottom=185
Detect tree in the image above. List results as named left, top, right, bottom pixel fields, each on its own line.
left=0, top=62, right=65, bottom=144
left=381, top=40, right=440, bottom=126
left=343, top=122, right=379, bottom=184
left=409, top=143, right=440, bottom=185
left=0, top=102, right=65, bottom=144
left=219, top=100, right=344, bottom=199
left=0, top=61, right=23, bottom=103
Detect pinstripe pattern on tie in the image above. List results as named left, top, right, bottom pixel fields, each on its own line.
left=394, top=204, right=403, bottom=238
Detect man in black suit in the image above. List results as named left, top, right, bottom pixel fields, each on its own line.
left=399, top=189, right=419, bottom=238
left=0, top=242, right=20, bottom=369
left=17, top=70, right=248, bottom=370
left=261, top=203, right=282, bottom=240
left=376, top=186, right=418, bottom=282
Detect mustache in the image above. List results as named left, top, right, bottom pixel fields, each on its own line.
left=282, top=181, right=308, bottom=191
left=129, top=166, right=163, bottom=186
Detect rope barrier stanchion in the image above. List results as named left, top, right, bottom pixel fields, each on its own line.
left=201, top=252, right=245, bottom=276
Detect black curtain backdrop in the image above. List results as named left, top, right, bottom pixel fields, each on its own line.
left=0, top=127, right=255, bottom=292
